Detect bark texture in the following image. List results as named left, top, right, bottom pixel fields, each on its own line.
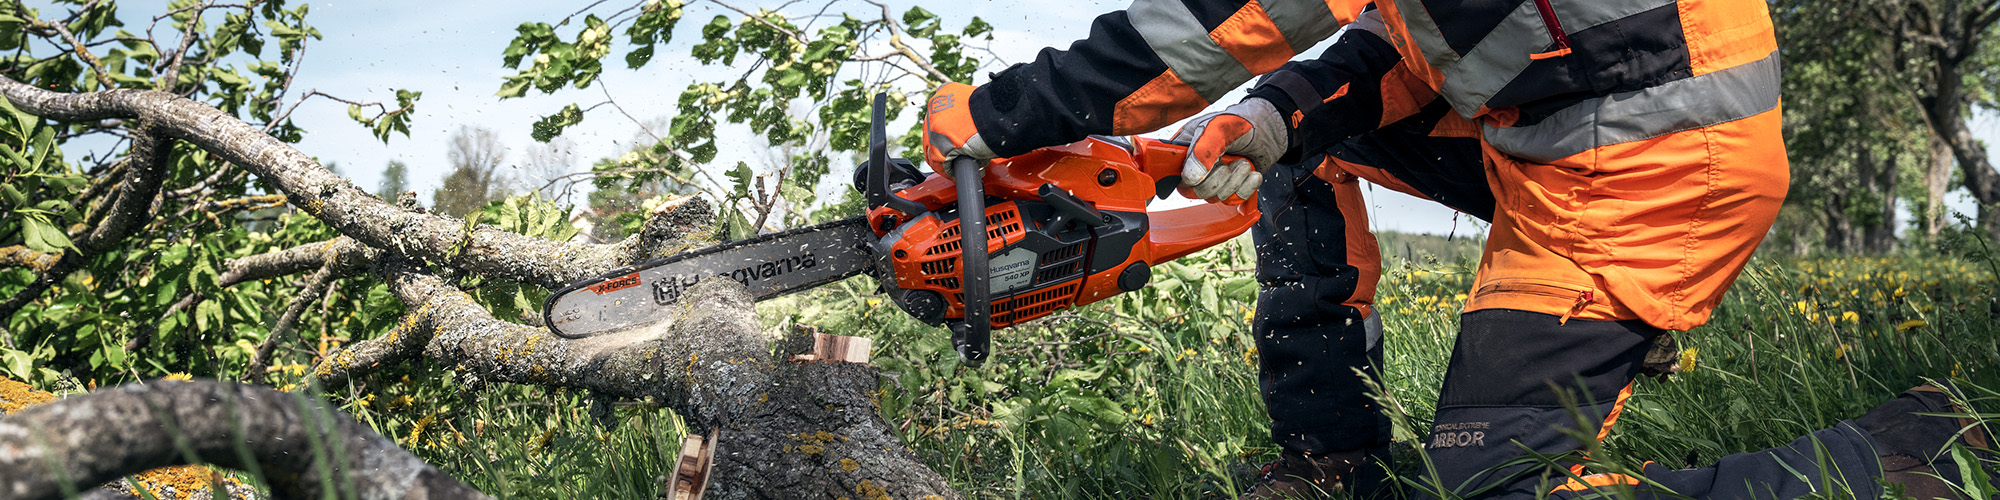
left=0, top=78, right=702, bottom=291
left=0, top=380, right=488, bottom=500
left=0, top=73, right=961, bottom=499
left=371, top=258, right=959, bottom=499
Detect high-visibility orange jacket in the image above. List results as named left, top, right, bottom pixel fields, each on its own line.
left=964, top=0, right=1788, bottom=331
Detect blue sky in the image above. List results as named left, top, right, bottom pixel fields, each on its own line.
left=34, top=1, right=2000, bottom=236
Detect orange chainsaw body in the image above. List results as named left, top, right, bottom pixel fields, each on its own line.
left=862, top=136, right=1259, bottom=329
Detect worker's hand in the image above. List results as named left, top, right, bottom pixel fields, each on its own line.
left=922, top=82, right=997, bottom=171
left=1172, top=97, right=1289, bottom=202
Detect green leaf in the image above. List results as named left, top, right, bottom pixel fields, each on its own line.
left=625, top=44, right=655, bottom=69
left=531, top=103, right=584, bottom=142
left=1952, top=445, right=1993, bottom=500
left=195, top=299, right=223, bottom=332
left=0, top=140, right=32, bottom=170
left=22, top=215, right=74, bottom=253
left=726, top=162, right=754, bottom=197
left=1, top=183, right=26, bottom=208
left=496, top=77, right=531, bottom=98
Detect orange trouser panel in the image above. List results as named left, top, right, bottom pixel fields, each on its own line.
left=1469, top=106, right=1787, bottom=330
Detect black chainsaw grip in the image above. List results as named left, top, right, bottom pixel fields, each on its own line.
left=952, top=155, right=991, bottom=366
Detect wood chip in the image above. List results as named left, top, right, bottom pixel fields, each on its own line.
left=669, top=428, right=719, bottom=500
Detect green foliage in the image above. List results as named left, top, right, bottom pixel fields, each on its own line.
left=0, top=0, right=425, bottom=386
left=499, top=1, right=990, bottom=233
left=746, top=239, right=2000, bottom=498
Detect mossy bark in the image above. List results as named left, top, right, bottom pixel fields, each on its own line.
left=0, top=380, right=487, bottom=500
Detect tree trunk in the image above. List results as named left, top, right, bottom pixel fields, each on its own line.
left=1925, top=135, right=1954, bottom=237
left=350, top=257, right=961, bottom=499
left=1859, top=147, right=1899, bottom=253
left=1824, top=192, right=1855, bottom=253
left=0, top=380, right=487, bottom=500
left=1916, top=5, right=2000, bottom=242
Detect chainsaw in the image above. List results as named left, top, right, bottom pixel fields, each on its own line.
left=542, top=94, right=1259, bottom=365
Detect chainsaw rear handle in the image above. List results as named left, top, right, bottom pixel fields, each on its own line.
left=1127, top=137, right=1262, bottom=263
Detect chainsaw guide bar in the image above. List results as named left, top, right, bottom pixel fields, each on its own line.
left=543, top=217, right=874, bottom=338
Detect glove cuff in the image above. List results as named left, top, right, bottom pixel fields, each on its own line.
left=1247, top=69, right=1322, bottom=163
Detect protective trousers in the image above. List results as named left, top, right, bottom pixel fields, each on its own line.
left=1423, top=311, right=1885, bottom=499
left=1252, top=102, right=1491, bottom=455
left=1252, top=103, right=1891, bottom=498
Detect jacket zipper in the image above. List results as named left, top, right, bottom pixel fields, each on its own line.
left=1529, top=0, right=1573, bottom=60
left=1476, top=281, right=1595, bottom=324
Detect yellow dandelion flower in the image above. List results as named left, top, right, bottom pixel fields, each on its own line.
left=1680, top=347, right=1698, bottom=371
left=405, top=413, right=438, bottom=447
left=1840, top=311, right=1858, bottom=323
left=1896, top=319, right=1928, bottom=332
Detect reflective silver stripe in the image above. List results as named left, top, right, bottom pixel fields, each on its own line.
left=1260, top=0, right=1341, bottom=54
left=1438, top=0, right=1550, bottom=117
left=1364, top=311, right=1382, bottom=351
left=1387, top=0, right=1463, bottom=94
left=1394, top=0, right=1678, bottom=118
left=1348, top=8, right=1391, bottom=40
left=1553, top=0, right=1675, bottom=32
left=1481, top=51, right=1782, bottom=163
left=1128, top=0, right=1252, bottom=102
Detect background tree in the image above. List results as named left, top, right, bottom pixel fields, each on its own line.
left=1862, top=0, right=2000, bottom=239
left=376, top=159, right=408, bottom=201
left=518, top=136, right=577, bottom=202
left=1774, top=0, right=2000, bottom=251
left=1773, top=0, right=1930, bottom=254
left=431, top=126, right=511, bottom=217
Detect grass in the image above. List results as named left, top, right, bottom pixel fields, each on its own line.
left=321, top=237, right=1999, bottom=499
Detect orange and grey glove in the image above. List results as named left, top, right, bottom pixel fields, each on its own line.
left=922, top=82, right=997, bottom=171
left=1171, top=97, right=1289, bottom=202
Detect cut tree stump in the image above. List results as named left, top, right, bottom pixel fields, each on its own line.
left=790, top=333, right=873, bottom=364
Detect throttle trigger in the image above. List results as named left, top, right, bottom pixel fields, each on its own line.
left=1154, top=176, right=1180, bottom=200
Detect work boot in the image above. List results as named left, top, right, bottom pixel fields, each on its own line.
left=1241, top=447, right=1388, bottom=499
left=1855, top=382, right=1998, bottom=499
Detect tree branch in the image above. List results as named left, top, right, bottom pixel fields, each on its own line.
left=246, top=263, right=337, bottom=383
left=0, top=245, right=59, bottom=271
left=40, top=19, right=116, bottom=90
left=129, top=237, right=378, bottom=353
left=372, top=256, right=959, bottom=498
left=0, top=379, right=489, bottom=500
left=864, top=0, right=953, bottom=84
left=0, top=125, right=169, bottom=331
left=0, top=78, right=709, bottom=291
left=155, top=0, right=209, bottom=93
left=307, top=309, right=434, bottom=389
